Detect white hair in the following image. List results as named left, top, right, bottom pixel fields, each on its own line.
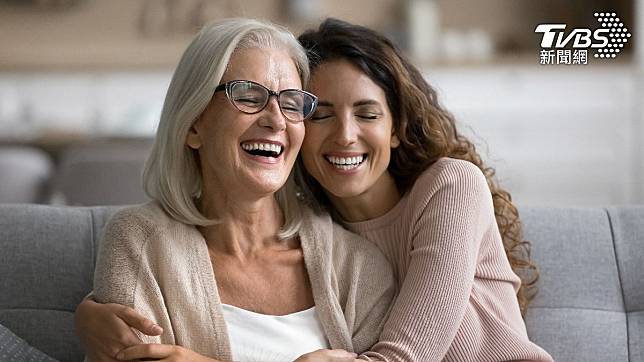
left=142, top=18, right=308, bottom=239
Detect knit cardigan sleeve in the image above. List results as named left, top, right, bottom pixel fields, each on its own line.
left=359, top=161, right=494, bottom=361
left=92, top=207, right=175, bottom=345
left=299, top=207, right=396, bottom=354
left=336, top=227, right=397, bottom=354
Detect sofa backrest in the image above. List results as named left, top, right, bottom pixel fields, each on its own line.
left=0, top=204, right=121, bottom=361
left=522, top=206, right=644, bottom=362
left=0, top=204, right=642, bottom=361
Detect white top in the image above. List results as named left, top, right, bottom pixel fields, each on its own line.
left=221, top=304, right=330, bottom=362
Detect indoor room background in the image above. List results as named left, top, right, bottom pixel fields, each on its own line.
left=0, top=0, right=642, bottom=207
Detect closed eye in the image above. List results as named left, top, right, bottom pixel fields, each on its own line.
left=280, top=101, right=301, bottom=113
left=235, top=97, right=262, bottom=105
left=357, top=114, right=379, bottom=120
left=309, top=114, right=333, bottom=122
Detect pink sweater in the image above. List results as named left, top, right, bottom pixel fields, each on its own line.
left=347, top=158, right=553, bottom=361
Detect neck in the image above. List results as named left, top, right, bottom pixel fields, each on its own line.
left=197, top=189, right=287, bottom=259
left=327, top=172, right=401, bottom=222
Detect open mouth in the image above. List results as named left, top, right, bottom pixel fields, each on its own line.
left=324, top=154, right=367, bottom=170
left=241, top=142, right=284, bottom=158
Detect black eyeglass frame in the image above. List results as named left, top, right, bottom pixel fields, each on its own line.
left=214, top=80, right=318, bottom=123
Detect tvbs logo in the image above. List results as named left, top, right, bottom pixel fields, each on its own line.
left=535, top=24, right=608, bottom=48
left=535, top=12, right=631, bottom=63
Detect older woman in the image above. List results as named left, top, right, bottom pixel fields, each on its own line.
left=78, top=18, right=394, bottom=362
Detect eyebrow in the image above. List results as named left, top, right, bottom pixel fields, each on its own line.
left=316, top=99, right=382, bottom=107
left=353, top=99, right=381, bottom=107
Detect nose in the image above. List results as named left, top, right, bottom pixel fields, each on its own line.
left=332, top=114, right=358, bottom=146
left=259, top=96, right=287, bottom=131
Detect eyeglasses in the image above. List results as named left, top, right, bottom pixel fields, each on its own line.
left=214, top=80, right=318, bottom=123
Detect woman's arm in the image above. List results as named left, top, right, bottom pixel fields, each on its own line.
left=115, top=343, right=222, bottom=361
left=77, top=298, right=359, bottom=362
left=359, top=163, right=490, bottom=361
left=74, top=298, right=162, bottom=361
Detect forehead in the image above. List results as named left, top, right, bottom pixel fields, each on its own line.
left=222, top=47, right=302, bottom=90
left=309, top=60, right=385, bottom=101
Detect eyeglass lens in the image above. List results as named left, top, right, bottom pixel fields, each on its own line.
left=229, top=81, right=315, bottom=121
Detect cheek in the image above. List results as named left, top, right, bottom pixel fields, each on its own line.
left=301, top=125, right=324, bottom=153
left=369, top=128, right=394, bottom=163
left=290, top=124, right=306, bottom=150
left=300, top=142, right=316, bottom=170
left=301, top=153, right=322, bottom=184
left=376, top=122, right=396, bottom=151
left=300, top=134, right=321, bottom=174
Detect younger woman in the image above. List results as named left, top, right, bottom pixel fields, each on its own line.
left=295, top=18, right=552, bottom=361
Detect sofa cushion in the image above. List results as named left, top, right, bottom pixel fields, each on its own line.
left=521, top=207, right=628, bottom=362
left=608, top=206, right=644, bottom=361
left=0, top=322, right=56, bottom=361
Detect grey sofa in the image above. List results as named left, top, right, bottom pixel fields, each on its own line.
left=0, top=204, right=642, bottom=361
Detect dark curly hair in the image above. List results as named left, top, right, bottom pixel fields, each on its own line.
left=297, top=18, right=538, bottom=316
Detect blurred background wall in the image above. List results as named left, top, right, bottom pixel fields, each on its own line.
left=0, top=0, right=642, bottom=206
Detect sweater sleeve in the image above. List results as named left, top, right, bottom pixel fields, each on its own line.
left=359, top=162, right=490, bottom=362
left=92, top=208, right=173, bottom=345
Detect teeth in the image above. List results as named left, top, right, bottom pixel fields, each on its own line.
left=325, top=155, right=365, bottom=167
left=241, top=142, right=282, bottom=154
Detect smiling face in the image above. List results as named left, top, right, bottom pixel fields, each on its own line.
left=186, top=47, right=305, bottom=202
left=301, top=60, right=400, bottom=214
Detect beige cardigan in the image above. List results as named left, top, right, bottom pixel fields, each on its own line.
left=93, top=201, right=395, bottom=361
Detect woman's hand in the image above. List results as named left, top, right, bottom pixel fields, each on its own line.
left=116, top=344, right=220, bottom=362
left=294, top=349, right=358, bottom=362
left=74, top=298, right=163, bottom=361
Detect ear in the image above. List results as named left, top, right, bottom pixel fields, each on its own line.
left=391, top=132, right=400, bottom=148
left=186, top=122, right=202, bottom=150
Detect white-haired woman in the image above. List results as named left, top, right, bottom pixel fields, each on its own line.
left=76, top=18, right=394, bottom=362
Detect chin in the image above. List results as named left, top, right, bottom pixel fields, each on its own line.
left=242, top=174, right=288, bottom=196
left=258, top=181, right=287, bottom=194
left=326, top=184, right=364, bottom=200
left=268, top=177, right=293, bottom=191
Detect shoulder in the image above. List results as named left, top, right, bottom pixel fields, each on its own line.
left=418, top=157, right=487, bottom=192
left=409, top=158, right=490, bottom=206
left=101, top=201, right=185, bottom=255
left=403, top=158, right=495, bottom=232
left=106, top=201, right=177, bottom=236
left=107, top=201, right=170, bottom=227
left=94, top=202, right=170, bottom=304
